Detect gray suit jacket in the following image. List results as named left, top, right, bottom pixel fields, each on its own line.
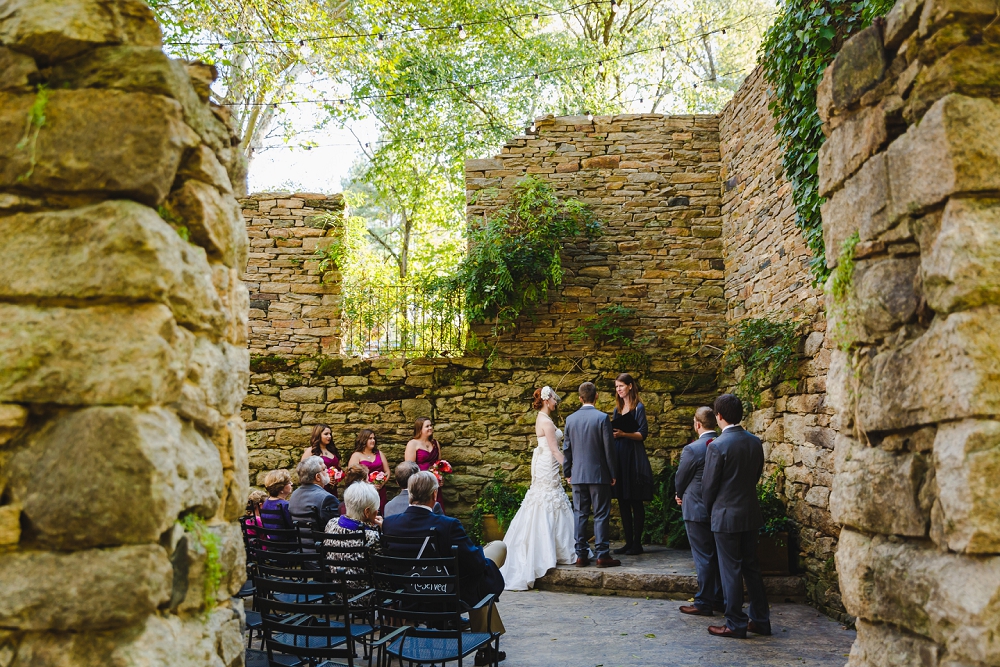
left=674, top=430, right=717, bottom=523
left=288, top=483, right=340, bottom=531
left=563, top=404, right=617, bottom=485
left=384, top=490, right=442, bottom=518
left=702, top=425, right=765, bottom=533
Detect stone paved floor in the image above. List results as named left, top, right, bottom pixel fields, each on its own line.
left=497, top=589, right=855, bottom=667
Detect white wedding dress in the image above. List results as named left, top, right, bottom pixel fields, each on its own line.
left=500, top=417, right=576, bottom=590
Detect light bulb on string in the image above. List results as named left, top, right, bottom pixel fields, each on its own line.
left=404, top=94, right=411, bottom=107
left=586, top=112, right=594, bottom=121
left=469, top=85, right=476, bottom=96
left=722, top=28, right=727, bottom=34
left=475, top=130, right=483, bottom=140
left=376, top=33, right=385, bottom=48
left=693, top=83, right=699, bottom=89
left=298, top=39, right=305, bottom=47
left=457, top=24, right=467, bottom=39
left=530, top=122, right=537, bottom=133
left=597, top=61, right=605, bottom=74
left=419, top=137, right=426, bottom=147
left=336, top=99, right=346, bottom=111
left=214, top=43, right=224, bottom=60
left=532, top=13, right=540, bottom=28
left=611, top=0, right=620, bottom=13
left=659, top=45, right=665, bottom=54
left=533, top=73, right=540, bottom=87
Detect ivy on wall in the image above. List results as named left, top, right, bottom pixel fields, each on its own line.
left=759, top=0, right=894, bottom=281
left=723, top=316, right=803, bottom=411
left=447, top=176, right=601, bottom=336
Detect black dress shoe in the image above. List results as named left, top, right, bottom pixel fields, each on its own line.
left=475, top=647, right=506, bottom=665
left=708, top=625, right=746, bottom=639
left=613, top=544, right=633, bottom=555
left=748, top=620, right=772, bottom=636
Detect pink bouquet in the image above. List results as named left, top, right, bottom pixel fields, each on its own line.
left=327, top=467, right=345, bottom=483
left=368, top=470, right=388, bottom=484
left=430, top=460, right=453, bottom=484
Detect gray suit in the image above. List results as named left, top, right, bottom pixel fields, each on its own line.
left=563, top=404, right=618, bottom=560
left=674, top=431, right=722, bottom=611
left=383, top=490, right=442, bottom=518
left=702, top=425, right=770, bottom=633
left=288, top=483, right=340, bottom=537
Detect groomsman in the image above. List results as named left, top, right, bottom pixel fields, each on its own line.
left=674, top=407, right=723, bottom=616
left=701, top=394, right=771, bottom=638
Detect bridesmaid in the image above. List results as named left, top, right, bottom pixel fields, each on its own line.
left=301, top=423, right=341, bottom=495
left=348, top=429, right=390, bottom=513
left=611, top=372, right=654, bottom=556
left=404, top=417, right=445, bottom=511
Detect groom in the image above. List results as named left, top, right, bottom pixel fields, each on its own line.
left=563, top=382, right=620, bottom=568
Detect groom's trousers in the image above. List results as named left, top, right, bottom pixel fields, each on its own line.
left=572, top=483, right=611, bottom=560
left=715, top=529, right=770, bottom=633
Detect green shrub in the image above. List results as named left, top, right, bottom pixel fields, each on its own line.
left=467, top=470, right=528, bottom=546
left=723, top=317, right=802, bottom=412
left=643, top=462, right=689, bottom=548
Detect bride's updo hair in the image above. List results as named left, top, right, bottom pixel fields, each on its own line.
left=532, top=388, right=545, bottom=411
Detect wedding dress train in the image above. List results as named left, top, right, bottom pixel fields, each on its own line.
left=499, top=430, right=576, bottom=591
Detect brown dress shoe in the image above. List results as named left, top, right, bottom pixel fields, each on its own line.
left=575, top=557, right=591, bottom=567
left=679, top=605, right=713, bottom=616
left=595, top=556, right=621, bottom=568
left=708, top=625, right=747, bottom=639
left=748, top=620, right=772, bottom=636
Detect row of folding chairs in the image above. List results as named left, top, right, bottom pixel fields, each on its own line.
left=238, top=515, right=503, bottom=667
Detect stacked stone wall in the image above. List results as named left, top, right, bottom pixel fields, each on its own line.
left=719, top=68, right=842, bottom=617
left=0, top=2, right=249, bottom=664
left=465, top=114, right=728, bottom=364
left=244, top=355, right=717, bottom=518
left=817, top=0, right=1000, bottom=662
left=242, top=193, right=344, bottom=356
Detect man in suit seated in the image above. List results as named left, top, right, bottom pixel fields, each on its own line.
left=288, top=456, right=340, bottom=538
left=384, top=461, right=443, bottom=517
left=381, top=471, right=507, bottom=664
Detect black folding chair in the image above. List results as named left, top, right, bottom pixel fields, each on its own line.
left=370, top=545, right=501, bottom=667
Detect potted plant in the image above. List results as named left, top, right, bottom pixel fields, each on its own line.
left=468, top=470, right=527, bottom=546
left=757, top=469, right=795, bottom=575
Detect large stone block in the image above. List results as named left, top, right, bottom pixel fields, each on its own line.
left=887, top=95, right=1000, bottom=222
left=837, top=529, right=1000, bottom=664
left=0, top=545, right=171, bottom=631
left=0, top=303, right=192, bottom=406
left=818, top=104, right=887, bottom=196
left=821, top=153, right=890, bottom=267
left=213, top=265, right=250, bottom=346
left=856, top=306, right=1000, bottom=433
left=918, top=0, right=1000, bottom=35
left=0, top=89, right=195, bottom=205
left=220, top=419, right=249, bottom=521
left=830, top=25, right=887, bottom=110
left=0, top=46, right=36, bottom=90
left=8, top=407, right=223, bottom=549
left=170, top=522, right=245, bottom=613
left=830, top=434, right=929, bottom=536
left=884, top=0, right=924, bottom=49
left=922, top=198, right=1000, bottom=313
left=847, top=620, right=940, bottom=667
left=852, top=256, right=920, bottom=337
left=0, top=0, right=161, bottom=63
left=933, top=420, right=1000, bottom=554
left=173, top=335, right=249, bottom=432
left=906, top=45, right=1000, bottom=123
left=163, top=180, right=247, bottom=269
left=0, top=201, right=226, bottom=332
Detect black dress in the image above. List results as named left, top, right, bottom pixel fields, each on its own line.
left=612, top=402, right=654, bottom=501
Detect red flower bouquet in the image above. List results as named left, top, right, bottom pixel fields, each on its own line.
left=430, top=460, right=453, bottom=484
left=327, top=467, right=345, bottom=483
left=368, top=470, right=388, bottom=484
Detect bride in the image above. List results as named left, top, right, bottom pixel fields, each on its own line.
left=500, top=386, right=576, bottom=590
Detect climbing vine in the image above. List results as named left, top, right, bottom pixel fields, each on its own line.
left=572, top=304, right=654, bottom=372
left=723, top=316, right=802, bottom=411
left=447, top=176, right=601, bottom=335
left=759, top=0, right=894, bottom=281
left=16, top=84, right=49, bottom=183
left=828, top=231, right=860, bottom=350
left=179, top=514, right=223, bottom=611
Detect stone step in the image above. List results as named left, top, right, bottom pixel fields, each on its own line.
left=533, top=544, right=806, bottom=601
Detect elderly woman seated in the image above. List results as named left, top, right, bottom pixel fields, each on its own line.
left=324, top=481, right=383, bottom=598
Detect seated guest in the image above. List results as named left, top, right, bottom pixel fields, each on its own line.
left=382, top=471, right=507, bottom=664
left=339, top=465, right=369, bottom=516
left=289, top=456, right=340, bottom=534
left=325, top=482, right=383, bottom=601
left=384, top=461, right=443, bottom=517
left=245, top=489, right=267, bottom=538
left=260, top=469, right=294, bottom=531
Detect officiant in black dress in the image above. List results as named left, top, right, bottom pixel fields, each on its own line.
left=610, top=372, right=654, bottom=555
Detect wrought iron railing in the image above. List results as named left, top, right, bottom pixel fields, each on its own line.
left=340, top=282, right=467, bottom=358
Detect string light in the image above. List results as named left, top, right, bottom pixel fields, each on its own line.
left=532, top=13, right=540, bottom=28
left=376, top=33, right=385, bottom=48
left=404, top=94, right=411, bottom=106
left=722, top=28, right=727, bottom=34
left=530, top=122, right=537, bottom=132
left=659, top=45, right=665, bottom=53
left=469, top=85, right=476, bottom=96
left=476, top=130, right=483, bottom=140
left=611, top=0, right=620, bottom=13
left=336, top=99, right=346, bottom=110
left=586, top=112, right=594, bottom=121
left=597, top=60, right=605, bottom=74
left=457, top=24, right=467, bottom=39
left=214, top=43, right=224, bottom=59
left=419, top=137, right=426, bottom=146
left=533, top=73, right=540, bottom=86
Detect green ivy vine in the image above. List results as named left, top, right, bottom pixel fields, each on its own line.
left=759, top=0, right=894, bottom=281
left=723, top=316, right=803, bottom=411
left=572, top=304, right=654, bottom=372
left=16, top=84, right=49, bottom=183
left=179, top=514, right=223, bottom=611
left=447, top=176, right=601, bottom=336
left=828, top=231, right=860, bottom=351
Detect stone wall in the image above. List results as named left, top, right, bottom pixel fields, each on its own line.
left=719, top=68, right=842, bottom=617
left=465, top=114, right=728, bottom=365
left=245, top=354, right=717, bottom=517
left=817, top=0, right=1000, bottom=663
left=242, top=193, right=345, bottom=356
left=0, top=2, right=249, bottom=664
